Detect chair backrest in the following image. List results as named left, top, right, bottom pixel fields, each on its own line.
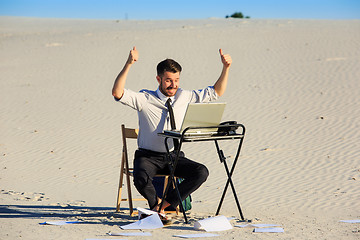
left=121, top=124, right=138, bottom=150
left=121, top=124, right=138, bottom=171
left=121, top=124, right=138, bottom=140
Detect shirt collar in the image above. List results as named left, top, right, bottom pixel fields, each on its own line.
left=156, top=87, right=175, bottom=103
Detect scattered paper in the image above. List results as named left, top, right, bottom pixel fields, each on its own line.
left=253, top=227, right=284, bottom=233
left=39, top=220, right=81, bottom=225
left=120, top=213, right=163, bottom=229
left=339, top=219, right=360, bottom=223
left=137, top=207, right=158, bottom=220
left=236, top=223, right=281, bottom=228
left=108, top=232, right=152, bottom=236
left=194, top=215, right=232, bottom=232
left=174, top=233, right=220, bottom=238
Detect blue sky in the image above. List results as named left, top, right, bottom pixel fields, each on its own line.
left=1, top=0, right=359, bottom=20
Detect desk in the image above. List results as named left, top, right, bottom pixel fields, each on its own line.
left=158, top=123, right=246, bottom=223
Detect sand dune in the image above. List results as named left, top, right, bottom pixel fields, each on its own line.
left=1, top=17, right=360, bottom=239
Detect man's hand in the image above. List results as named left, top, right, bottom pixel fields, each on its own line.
left=112, top=46, right=138, bottom=99
left=127, top=46, right=139, bottom=65
left=214, top=49, right=231, bottom=96
left=219, top=49, right=232, bottom=68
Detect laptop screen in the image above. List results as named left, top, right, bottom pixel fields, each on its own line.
left=179, top=102, right=226, bottom=133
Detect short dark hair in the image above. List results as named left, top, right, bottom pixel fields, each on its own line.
left=156, top=59, right=182, bottom=77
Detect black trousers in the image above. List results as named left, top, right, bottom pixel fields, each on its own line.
left=133, top=148, right=209, bottom=209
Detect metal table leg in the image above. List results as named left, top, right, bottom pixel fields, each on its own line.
left=214, top=139, right=245, bottom=220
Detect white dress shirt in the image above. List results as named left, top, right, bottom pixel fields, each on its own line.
left=118, top=86, right=218, bottom=152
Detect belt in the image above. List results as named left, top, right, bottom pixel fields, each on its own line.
left=138, top=148, right=167, bottom=157
left=138, top=148, right=184, bottom=158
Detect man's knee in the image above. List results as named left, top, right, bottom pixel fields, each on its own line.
left=197, top=164, right=209, bottom=183
left=133, top=170, right=150, bottom=189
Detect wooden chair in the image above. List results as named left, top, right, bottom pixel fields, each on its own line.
left=116, top=124, right=178, bottom=216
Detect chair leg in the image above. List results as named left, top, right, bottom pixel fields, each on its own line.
left=124, top=154, right=134, bottom=216
left=116, top=151, right=126, bottom=212
left=125, top=173, right=134, bottom=216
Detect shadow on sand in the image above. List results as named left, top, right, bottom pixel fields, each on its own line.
left=0, top=204, right=137, bottom=226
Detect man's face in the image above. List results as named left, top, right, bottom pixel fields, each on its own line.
left=156, top=71, right=180, bottom=97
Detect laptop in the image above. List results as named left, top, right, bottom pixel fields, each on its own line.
left=164, top=102, right=226, bottom=137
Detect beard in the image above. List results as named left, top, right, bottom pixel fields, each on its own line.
left=159, top=84, right=178, bottom=97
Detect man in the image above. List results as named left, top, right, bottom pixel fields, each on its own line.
left=112, top=46, right=232, bottom=219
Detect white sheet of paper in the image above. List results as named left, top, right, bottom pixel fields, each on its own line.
left=40, top=220, right=81, bottom=225
left=137, top=207, right=158, bottom=220
left=120, top=213, right=163, bottom=229
left=339, top=219, right=360, bottom=223
left=173, top=233, right=220, bottom=238
left=236, top=223, right=281, bottom=228
left=194, top=215, right=233, bottom=232
left=108, top=232, right=152, bottom=236
left=253, top=227, right=284, bottom=233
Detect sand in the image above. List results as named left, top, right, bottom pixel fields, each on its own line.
left=1, top=16, right=360, bottom=239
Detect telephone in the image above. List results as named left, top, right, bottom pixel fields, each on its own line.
left=217, top=121, right=238, bottom=135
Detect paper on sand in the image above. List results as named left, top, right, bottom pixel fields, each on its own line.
left=236, top=223, right=281, bottom=228
left=120, top=212, right=163, bottom=229
left=253, top=227, right=284, bottom=233
left=339, top=219, right=360, bottom=223
left=137, top=207, right=158, bottom=220
left=174, top=233, right=220, bottom=238
left=108, top=232, right=152, bottom=236
left=235, top=223, right=284, bottom=233
left=194, top=215, right=232, bottom=232
left=39, top=220, right=81, bottom=225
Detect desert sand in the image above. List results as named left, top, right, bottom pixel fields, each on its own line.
left=1, top=16, right=360, bottom=239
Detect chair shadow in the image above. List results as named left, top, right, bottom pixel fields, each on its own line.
left=0, top=204, right=137, bottom=226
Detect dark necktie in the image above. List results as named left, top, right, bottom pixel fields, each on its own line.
left=165, top=98, right=179, bottom=150
left=166, top=98, right=176, bottom=130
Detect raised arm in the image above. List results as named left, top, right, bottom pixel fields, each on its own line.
left=213, top=49, right=232, bottom=97
left=112, top=46, right=139, bottom=100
